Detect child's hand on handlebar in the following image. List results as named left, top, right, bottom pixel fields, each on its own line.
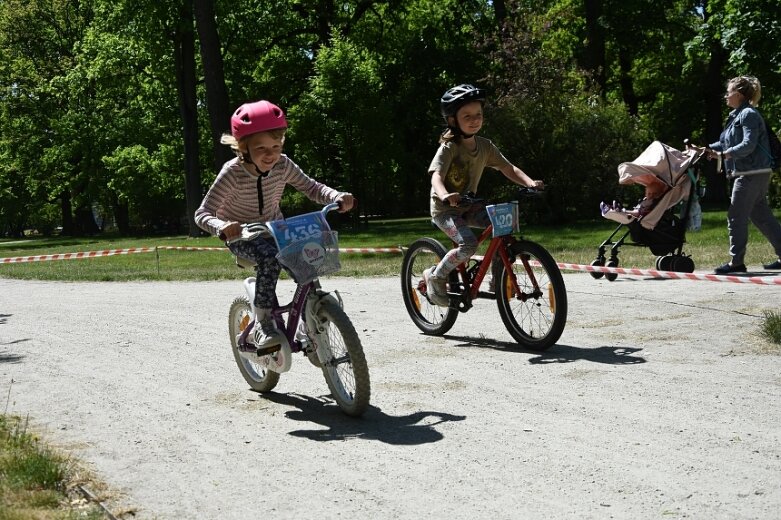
left=530, top=180, right=544, bottom=189
left=219, top=221, right=242, bottom=241
left=442, top=192, right=461, bottom=206
left=336, top=193, right=355, bottom=212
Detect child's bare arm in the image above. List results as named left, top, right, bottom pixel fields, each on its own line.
left=499, top=164, right=544, bottom=189
left=431, top=170, right=461, bottom=206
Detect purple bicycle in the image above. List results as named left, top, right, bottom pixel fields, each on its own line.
left=225, top=203, right=370, bottom=416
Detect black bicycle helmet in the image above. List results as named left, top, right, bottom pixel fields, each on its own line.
left=440, top=84, right=486, bottom=119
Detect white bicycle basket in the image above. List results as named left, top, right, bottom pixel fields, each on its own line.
left=275, top=230, right=340, bottom=284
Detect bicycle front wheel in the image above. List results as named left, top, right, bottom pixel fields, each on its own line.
left=496, top=241, right=567, bottom=351
left=229, top=296, right=280, bottom=392
left=400, top=238, right=458, bottom=335
left=315, top=300, right=371, bottom=416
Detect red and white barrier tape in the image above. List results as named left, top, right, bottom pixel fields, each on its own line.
left=0, top=245, right=402, bottom=264
left=0, top=247, right=158, bottom=264
left=2, top=246, right=779, bottom=285
left=557, top=262, right=781, bottom=286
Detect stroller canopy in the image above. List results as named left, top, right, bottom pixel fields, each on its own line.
left=618, top=140, right=698, bottom=188
left=616, top=141, right=699, bottom=230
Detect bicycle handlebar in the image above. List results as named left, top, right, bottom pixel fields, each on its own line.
left=458, top=187, right=543, bottom=207
left=219, top=202, right=343, bottom=243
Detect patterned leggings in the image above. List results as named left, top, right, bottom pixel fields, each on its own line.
left=228, top=235, right=280, bottom=309
left=431, top=204, right=495, bottom=279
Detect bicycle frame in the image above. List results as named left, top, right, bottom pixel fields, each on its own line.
left=236, top=278, right=316, bottom=354
left=451, top=225, right=543, bottom=311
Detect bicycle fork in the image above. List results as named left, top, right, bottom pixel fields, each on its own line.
left=303, top=287, right=346, bottom=368
left=489, top=239, right=551, bottom=310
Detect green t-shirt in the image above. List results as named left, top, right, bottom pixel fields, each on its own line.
left=428, top=136, right=511, bottom=216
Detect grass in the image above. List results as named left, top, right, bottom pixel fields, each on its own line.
left=0, top=414, right=104, bottom=519
left=1, top=208, right=780, bottom=281
left=760, top=310, right=781, bottom=345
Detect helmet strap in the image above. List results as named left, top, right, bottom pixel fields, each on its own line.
left=254, top=166, right=271, bottom=213
left=241, top=152, right=271, bottom=177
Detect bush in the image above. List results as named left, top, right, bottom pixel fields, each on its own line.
left=483, top=96, right=653, bottom=224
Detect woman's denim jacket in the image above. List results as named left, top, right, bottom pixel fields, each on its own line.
left=709, top=102, right=772, bottom=173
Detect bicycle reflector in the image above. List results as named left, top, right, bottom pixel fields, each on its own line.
left=548, top=284, right=556, bottom=313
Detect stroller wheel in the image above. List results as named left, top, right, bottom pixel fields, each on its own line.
left=671, top=255, right=695, bottom=273
left=657, top=255, right=674, bottom=272
left=589, top=259, right=605, bottom=280
left=605, top=259, right=619, bottom=282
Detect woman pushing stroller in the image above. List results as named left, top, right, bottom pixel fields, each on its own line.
left=691, top=75, right=781, bottom=274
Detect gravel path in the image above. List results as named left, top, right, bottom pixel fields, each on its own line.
left=1, top=273, right=780, bottom=519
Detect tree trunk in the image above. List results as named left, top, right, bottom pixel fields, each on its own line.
left=492, top=0, right=507, bottom=23
left=618, top=50, right=638, bottom=116
left=194, top=0, right=233, bottom=172
left=112, top=194, right=130, bottom=235
left=702, top=7, right=728, bottom=204
left=60, top=192, right=74, bottom=236
left=582, top=0, right=607, bottom=95
left=174, top=0, right=203, bottom=237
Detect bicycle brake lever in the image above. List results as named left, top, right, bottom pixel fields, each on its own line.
left=517, top=187, right=543, bottom=198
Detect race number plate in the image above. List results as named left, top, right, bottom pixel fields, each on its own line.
left=486, top=202, right=519, bottom=237
left=267, top=211, right=331, bottom=251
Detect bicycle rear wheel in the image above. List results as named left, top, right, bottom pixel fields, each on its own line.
left=400, top=238, right=458, bottom=335
left=496, top=241, right=567, bottom=351
left=229, top=296, right=280, bottom=392
left=315, top=300, right=371, bottom=416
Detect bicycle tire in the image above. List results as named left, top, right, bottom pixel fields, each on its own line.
left=228, top=296, right=280, bottom=392
left=496, top=240, right=567, bottom=350
left=400, top=238, right=458, bottom=336
left=315, top=300, right=371, bottom=416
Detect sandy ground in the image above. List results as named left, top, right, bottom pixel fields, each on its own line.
left=1, top=272, right=780, bottom=519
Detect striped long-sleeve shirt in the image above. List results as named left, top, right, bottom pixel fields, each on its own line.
left=195, top=156, right=343, bottom=237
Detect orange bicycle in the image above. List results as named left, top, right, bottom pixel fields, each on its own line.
left=400, top=189, right=567, bottom=351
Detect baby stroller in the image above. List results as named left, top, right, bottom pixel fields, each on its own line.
left=591, top=141, right=705, bottom=281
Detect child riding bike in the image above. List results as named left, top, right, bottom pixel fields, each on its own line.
left=424, top=84, right=544, bottom=306
left=195, top=99, right=354, bottom=350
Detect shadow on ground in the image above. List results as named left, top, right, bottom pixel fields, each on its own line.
left=443, top=334, right=646, bottom=365
left=257, top=392, right=466, bottom=445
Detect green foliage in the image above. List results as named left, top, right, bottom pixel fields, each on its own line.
left=289, top=34, right=400, bottom=218
left=760, top=310, right=781, bottom=346
left=1, top=0, right=780, bottom=239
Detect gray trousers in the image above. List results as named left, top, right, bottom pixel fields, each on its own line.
left=728, top=173, right=781, bottom=264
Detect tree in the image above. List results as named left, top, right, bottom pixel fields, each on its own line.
left=194, top=0, right=233, bottom=172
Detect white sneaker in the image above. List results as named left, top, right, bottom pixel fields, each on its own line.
left=253, top=318, right=283, bottom=353
left=423, top=267, right=449, bottom=307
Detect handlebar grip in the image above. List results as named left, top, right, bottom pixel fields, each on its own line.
left=322, top=202, right=341, bottom=215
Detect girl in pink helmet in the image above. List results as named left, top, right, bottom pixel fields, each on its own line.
left=195, top=100, right=354, bottom=347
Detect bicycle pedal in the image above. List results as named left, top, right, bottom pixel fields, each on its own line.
left=256, top=344, right=282, bottom=356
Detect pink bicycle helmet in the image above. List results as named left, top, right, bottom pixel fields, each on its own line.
left=230, top=100, right=288, bottom=140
